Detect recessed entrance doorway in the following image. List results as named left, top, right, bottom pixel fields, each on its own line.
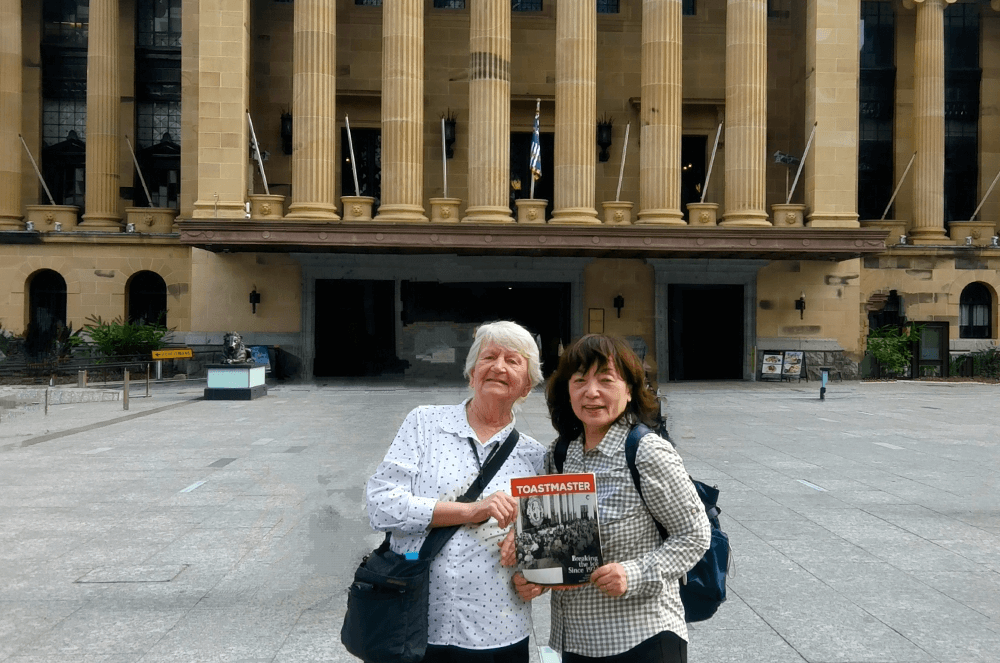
left=314, top=279, right=398, bottom=377
left=668, top=284, right=744, bottom=380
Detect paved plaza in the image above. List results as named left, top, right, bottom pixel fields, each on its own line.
left=1, top=377, right=998, bottom=662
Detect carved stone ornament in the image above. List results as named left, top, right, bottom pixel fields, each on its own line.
left=143, top=213, right=154, bottom=226
left=352, top=204, right=363, bottom=217
left=45, top=212, right=55, bottom=222
left=699, top=212, right=711, bottom=224
left=260, top=204, right=272, bottom=216
left=614, top=210, right=625, bottom=223
left=786, top=213, right=798, bottom=225
left=441, top=207, right=452, bottom=219
left=527, top=208, right=538, bottom=221
left=972, top=229, right=982, bottom=239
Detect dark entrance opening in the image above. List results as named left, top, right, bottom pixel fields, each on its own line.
left=26, top=269, right=68, bottom=358
left=681, top=135, right=708, bottom=221
left=401, top=281, right=572, bottom=377
left=128, top=271, right=168, bottom=326
left=314, top=279, right=399, bottom=377
left=668, top=284, right=744, bottom=380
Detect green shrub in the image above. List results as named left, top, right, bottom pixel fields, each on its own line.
left=866, top=324, right=922, bottom=377
left=950, top=346, right=1000, bottom=379
left=82, top=315, right=171, bottom=359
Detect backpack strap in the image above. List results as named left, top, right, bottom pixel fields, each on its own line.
left=553, top=435, right=571, bottom=474
left=624, top=423, right=669, bottom=540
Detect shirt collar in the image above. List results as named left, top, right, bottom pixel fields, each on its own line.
left=440, top=398, right=517, bottom=446
left=586, top=418, right=631, bottom=458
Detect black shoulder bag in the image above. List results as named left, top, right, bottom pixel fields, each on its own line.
left=341, top=428, right=520, bottom=663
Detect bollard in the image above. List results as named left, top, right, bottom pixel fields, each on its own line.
left=146, top=363, right=151, bottom=398
left=156, top=359, right=163, bottom=380
left=819, top=366, right=830, bottom=400
left=44, top=388, right=49, bottom=416
left=77, top=369, right=88, bottom=388
left=123, top=369, right=130, bottom=411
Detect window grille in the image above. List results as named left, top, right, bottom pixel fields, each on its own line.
left=944, top=3, right=980, bottom=225
left=513, top=0, right=542, bottom=11
left=137, top=0, right=182, bottom=48
left=858, top=2, right=895, bottom=221
left=433, top=0, right=466, bottom=8
left=683, top=0, right=696, bottom=15
left=959, top=283, right=992, bottom=339
left=43, top=0, right=89, bottom=46
left=597, top=0, right=619, bottom=14
left=356, top=0, right=381, bottom=6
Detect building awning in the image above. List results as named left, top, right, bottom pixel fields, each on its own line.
left=177, top=220, right=889, bottom=261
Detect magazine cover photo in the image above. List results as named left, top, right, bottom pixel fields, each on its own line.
left=510, top=473, right=603, bottom=585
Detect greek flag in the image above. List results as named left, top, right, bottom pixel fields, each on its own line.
left=529, top=100, right=542, bottom=181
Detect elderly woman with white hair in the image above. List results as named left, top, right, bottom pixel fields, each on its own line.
left=366, top=321, right=546, bottom=663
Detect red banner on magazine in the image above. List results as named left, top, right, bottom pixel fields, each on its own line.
left=511, top=474, right=595, bottom=497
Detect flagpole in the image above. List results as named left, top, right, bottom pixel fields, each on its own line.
left=530, top=99, right=541, bottom=199
left=246, top=110, right=269, bottom=195
left=968, top=167, right=1000, bottom=223
left=125, top=136, right=153, bottom=206
left=18, top=134, right=56, bottom=205
left=881, top=152, right=916, bottom=221
left=441, top=117, right=448, bottom=199
left=786, top=122, right=817, bottom=205
left=701, top=123, right=723, bottom=203
left=345, top=115, right=360, bottom=197
left=615, top=123, right=630, bottom=202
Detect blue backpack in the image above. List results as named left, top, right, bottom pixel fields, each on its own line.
left=553, top=424, right=729, bottom=622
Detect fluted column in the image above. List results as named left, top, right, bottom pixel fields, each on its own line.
left=192, top=0, right=251, bottom=218
left=287, top=0, right=339, bottom=220
left=462, top=0, right=513, bottom=224
left=637, top=0, right=684, bottom=225
left=905, top=0, right=954, bottom=244
left=550, top=0, right=599, bottom=225
left=721, top=0, right=769, bottom=227
left=804, top=0, right=860, bottom=228
left=79, top=0, right=121, bottom=228
left=0, top=0, right=23, bottom=229
left=375, top=0, right=427, bottom=223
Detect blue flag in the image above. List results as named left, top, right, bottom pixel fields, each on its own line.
left=529, top=100, right=542, bottom=181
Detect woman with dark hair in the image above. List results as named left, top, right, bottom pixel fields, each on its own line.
left=507, top=334, right=710, bottom=663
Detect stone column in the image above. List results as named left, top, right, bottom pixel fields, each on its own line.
left=0, top=0, right=23, bottom=229
left=287, top=0, right=339, bottom=220
left=550, top=0, right=599, bottom=225
left=804, top=0, right=860, bottom=228
left=720, top=0, right=770, bottom=227
left=462, top=0, right=514, bottom=224
left=905, top=0, right=954, bottom=245
left=79, top=0, right=122, bottom=228
left=637, top=0, right=684, bottom=226
left=192, top=0, right=251, bottom=219
left=375, top=0, right=427, bottom=223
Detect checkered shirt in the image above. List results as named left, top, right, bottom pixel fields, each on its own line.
left=546, top=419, right=711, bottom=656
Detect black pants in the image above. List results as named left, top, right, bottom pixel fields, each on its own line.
left=562, top=631, right=687, bottom=663
left=421, top=637, right=529, bottom=663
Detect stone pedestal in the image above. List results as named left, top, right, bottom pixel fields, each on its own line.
left=249, top=194, right=285, bottom=220
left=204, top=363, right=267, bottom=400
left=516, top=199, right=548, bottom=224
left=602, top=201, right=634, bottom=225
left=429, top=198, right=461, bottom=223
left=948, top=221, right=998, bottom=246
left=341, top=196, right=375, bottom=222
left=686, top=202, right=719, bottom=227
left=125, top=207, right=179, bottom=234
left=861, top=218, right=908, bottom=245
left=26, top=205, right=80, bottom=232
left=771, top=203, right=806, bottom=228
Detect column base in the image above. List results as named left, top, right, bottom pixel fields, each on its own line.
left=193, top=200, right=248, bottom=219
left=374, top=204, right=428, bottom=223
left=286, top=202, right=340, bottom=222
left=635, top=208, right=685, bottom=226
left=0, top=214, right=25, bottom=231
left=549, top=207, right=600, bottom=225
left=720, top=211, right=771, bottom=227
left=806, top=212, right=860, bottom=229
left=78, top=213, right=122, bottom=230
left=462, top=205, right=514, bottom=224
left=907, top=227, right=950, bottom=246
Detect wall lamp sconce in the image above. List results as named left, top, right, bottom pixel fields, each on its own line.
left=613, top=294, right=625, bottom=318
left=992, top=235, right=999, bottom=247
left=795, top=292, right=806, bottom=319
left=249, top=286, right=261, bottom=314
left=597, top=115, right=614, bottom=163
left=965, top=236, right=974, bottom=246
left=773, top=150, right=801, bottom=167
left=898, top=234, right=907, bottom=245
left=443, top=110, right=457, bottom=159
left=280, top=112, right=292, bottom=155
left=24, top=220, right=35, bottom=231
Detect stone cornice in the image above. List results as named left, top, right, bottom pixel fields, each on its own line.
left=176, top=220, right=889, bottom=261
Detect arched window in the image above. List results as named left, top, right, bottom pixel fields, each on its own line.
left=27, top=269, right=68, bottom=357
left=959, top=282, right=992, bottom=339
left=128, top=271, right=168, bottom=326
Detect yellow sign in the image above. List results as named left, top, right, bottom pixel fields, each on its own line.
left=152, top=348, right=194, bottom=360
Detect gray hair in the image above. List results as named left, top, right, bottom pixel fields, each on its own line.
left=464, top=321, right=544, bottom=393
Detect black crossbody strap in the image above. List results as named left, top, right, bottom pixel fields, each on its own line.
left=418, top=428, right=520, bottom=560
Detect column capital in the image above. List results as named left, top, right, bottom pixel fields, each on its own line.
left=902, top=0, right=956, bottom=9
left=992, top=0, right=999, bottom=11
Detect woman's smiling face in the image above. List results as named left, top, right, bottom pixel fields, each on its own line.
left=468, top=341, right=532, bottom=405
left=568, top=360, right=632, bottom=442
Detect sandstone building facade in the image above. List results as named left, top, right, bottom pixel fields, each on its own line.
left=1, top=0, right=998, bottom=381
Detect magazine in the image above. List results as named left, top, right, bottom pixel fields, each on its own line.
left=510, top=473, right=603, bottom=585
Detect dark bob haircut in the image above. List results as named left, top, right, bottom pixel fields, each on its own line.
left=545, top=334, right=660, bottom=445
